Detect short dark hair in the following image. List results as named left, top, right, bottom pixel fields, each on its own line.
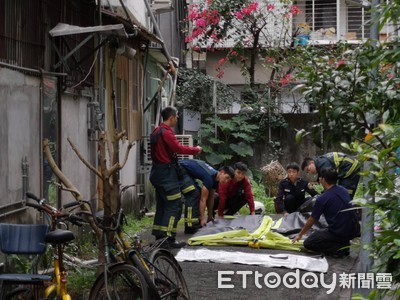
left=233, top=162, right=248, bottom=172
left=301, top=157, right=314, bottom=170
left=286, top=162, right=300, bottom=171
left=161, top=106, right=177, bottom=121
left=219, top=166, right=235, bottom=179
left=320, top=167, right=338, bottom=184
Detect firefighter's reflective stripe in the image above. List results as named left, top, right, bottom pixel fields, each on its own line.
left=344, top=159, right=359, bottom=178
left=185, top=207, right=200, bottom=227
left=167, top=216, right=175, bottom=236
left=333, top=152, right=359, bottom=178
left=182, top=185, right=196, bottom=194
left=167, top=192, right=182, bottom=201
left=153, top=224, right=177, bottom=234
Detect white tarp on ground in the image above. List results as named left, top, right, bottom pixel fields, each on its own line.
left=176, top=248, right=329, bottom=273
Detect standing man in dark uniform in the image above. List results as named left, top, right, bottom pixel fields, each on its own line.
left=302, top=152, right=360, bottom=199
left=150, top=107, right=202, bottom=248
left=179, top=159, right=234, bottom=231
left=275, top=162, right=318, bottom=217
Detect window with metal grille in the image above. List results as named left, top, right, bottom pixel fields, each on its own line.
left=143, top=135, right=194, bottom=165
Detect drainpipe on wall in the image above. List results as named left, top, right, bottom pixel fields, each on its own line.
left=143, top=0, right=178, bottom=106
left=21, top=156, right=29, bottom=200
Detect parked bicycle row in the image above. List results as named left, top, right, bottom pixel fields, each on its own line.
left=0, top=192, right=190, bottom=300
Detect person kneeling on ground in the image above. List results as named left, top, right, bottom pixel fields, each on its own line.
left=292, top=167, right=360, bottom=257
left=274, top=162, right=318, bottom=217
left=179, top=159, right=235, bottom=232
left=214, top=162, right=255, bottom=218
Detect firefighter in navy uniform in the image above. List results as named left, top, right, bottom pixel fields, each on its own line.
left=179, top=159, right=234, bottom=232
left=275, top=162, right=319, bottom=217
left=150, top=107, right=201, bottom=248
left=302, top=152, right=360, bottom=199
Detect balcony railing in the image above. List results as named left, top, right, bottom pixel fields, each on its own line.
left=293, top=0, right=377, bottom=44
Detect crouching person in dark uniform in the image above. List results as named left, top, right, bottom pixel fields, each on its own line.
left=179, top=159, right=234, bottom=232
left=274, top=162, right=318, bottom=217
left=150, top=107, right=201, bottom=248
left=302, top=152, right=360, bottom=199
left=293, top=168, right=360, bottom=257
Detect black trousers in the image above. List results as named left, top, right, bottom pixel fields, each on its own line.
left=214, top=194, right=247, bottom=216
left=304, top=228, right=351, bottom=255
left=284, top=194, right=307, bottom=213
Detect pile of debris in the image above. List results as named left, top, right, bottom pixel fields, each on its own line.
left=260, top=160, right=286, bottom=197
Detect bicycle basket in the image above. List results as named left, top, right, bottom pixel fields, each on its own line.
left=0, top=224, right=49, bottom=254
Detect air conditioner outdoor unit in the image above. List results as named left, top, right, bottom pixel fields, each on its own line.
left=143, top=134, right=194, bottom=165
left=151, top=0, right=174, bottom=14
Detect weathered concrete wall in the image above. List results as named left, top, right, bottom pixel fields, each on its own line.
left=0, top=67, right=41, bottom=222
left=248, top=113, right=333, bottom=175
left=59, top=92, right=97, bottom=204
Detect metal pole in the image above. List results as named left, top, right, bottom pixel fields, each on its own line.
left=213, top=80, right=217, bottom=139
left=355, top=0, right=379, bottom=297
left=143, top=0, right=174, bottom=66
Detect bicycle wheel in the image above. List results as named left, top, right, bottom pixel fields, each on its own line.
left=4, top=287, right=34, bottom=300
left=150, top=250, right=190, bottom=300
left=89, top=263, right=148, bottom=300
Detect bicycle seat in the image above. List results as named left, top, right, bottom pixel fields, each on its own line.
left=45, top=229, right=75, bottom=244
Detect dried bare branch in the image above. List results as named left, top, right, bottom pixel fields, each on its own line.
left=43, top=139, right=101, bottom=237
left=117, top=130, right=126, bottom=140
left=105, top=131, right=113, bottom=166
left=67, top=137, right=103, bottom=180
left=120, top=141, right=134, bottom=169
left=44, top=139, right=82, bottom=199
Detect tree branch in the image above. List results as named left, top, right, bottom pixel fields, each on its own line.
left=67, top=137, right=103, bottom=180
left=120, top=141, right=134, bottom=169
left=44, top=139, right=82, bottom=199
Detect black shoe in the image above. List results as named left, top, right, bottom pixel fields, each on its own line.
left=166, top=238, right=186, bottom=249
left=324, top=250, right=350, bottom=258
left=184, top=227, right=199, bottom=235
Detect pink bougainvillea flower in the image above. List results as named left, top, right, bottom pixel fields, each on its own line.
left=195, top=18, right=206, bottom=28
left=267, top=4, right=275, bottom=11
left=235, top=11, right=244, bottom=20
left=218, top=58, right=226, bottom=65
left=248, top=2, right=259, bottom=11
left=265, top=56, right=274, bottom=63
left=336, top=59, right=346, bottom=68
left=211, top=32, right=220, bottom=42
left=279, top=74, right=291, bottom=85
left=216, top=70, right=225, bottom=78
left=388, top=73, right=394, bottom=79
left=209, top=11, right=220, bottom=25
left=241, top=2, right=258, bottom=15
left=191, top=28, right=202, bottom=39
left=290, top=5, right=302, bottom=16
left=230, top=50, right=238, bottom=57
left=185, top=36, right=193, bottom=43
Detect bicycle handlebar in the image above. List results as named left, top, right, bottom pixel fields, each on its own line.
left=26, top=192, right=85, bottom=227
left=77, top=199, right=124, bottom=232
left=26, top=192, right=124, bottom=232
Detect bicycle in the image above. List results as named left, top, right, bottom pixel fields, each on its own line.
left=75, top=194, right=190, bottom=300
left=63, top=198, right=149, bottom=300
left=0, top=192, right=84, bottom=300
left=27, top=192, right=148, bottom=299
